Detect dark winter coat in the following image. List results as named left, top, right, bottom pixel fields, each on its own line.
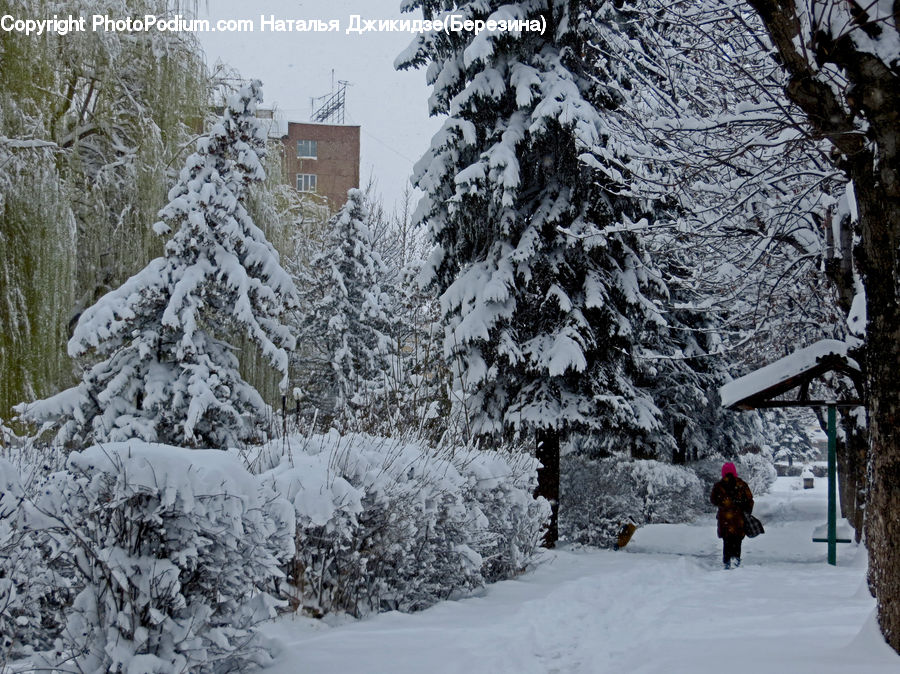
left=710, top=474, right=754, bottom=539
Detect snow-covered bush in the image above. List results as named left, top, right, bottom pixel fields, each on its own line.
left=560, top=455, right=705, bottom=547
left=1, top=458, right=27, bottom=660
left=0, top=457, right=75, bottom=663
left=0, top=420, right=15, bottom=448
left=458, top=450, right=549, bottom=583
left=255, top=433, right=548, bottom=617
left=691, top=451, right=776, bottom=505
left=738, top=449, right=778, bottom=496
left=29, top=442, right=294, bottom=673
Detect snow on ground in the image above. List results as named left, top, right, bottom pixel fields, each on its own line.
left=263, top=477, right=898, bottom=673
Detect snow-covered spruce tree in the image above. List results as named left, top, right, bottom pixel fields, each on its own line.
left=767, top=407, right=818, bottom=467
left=639, top=238, right=768, bottom=463
left=294, top=188, right=392, bottom=432
left=385, top=260, right=451, bottom=444
left=398, top=1, right=683, bottom=545
left=18, top=81, right=297, bottom=449
left=237, top=111, right=334, bottom=408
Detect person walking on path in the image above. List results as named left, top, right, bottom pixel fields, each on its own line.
left=710, top=462, right=754, bottom=569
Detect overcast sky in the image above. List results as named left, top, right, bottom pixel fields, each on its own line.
left=196, top=0, right=440, bottom=214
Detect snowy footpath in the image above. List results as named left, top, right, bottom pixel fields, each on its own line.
left=263, top=477, right=899, bottom=673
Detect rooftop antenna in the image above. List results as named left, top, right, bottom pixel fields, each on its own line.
left=311, top=79, right=349, bottom=124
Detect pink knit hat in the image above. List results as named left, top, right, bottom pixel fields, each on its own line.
left=722, top=462, right=738, bottom=478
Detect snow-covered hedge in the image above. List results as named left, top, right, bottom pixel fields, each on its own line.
left=254, top=433, right=549, bottom=617
left=12, top=443, right=294, bottom=673
left=560, top=455, right=706, bottom=547
left=691, top=451, right=777, bottom=499
left=1, top=435, right=546, bottom=664
left=0, top=460, right=22, bottom=659
left=738, top=450, right=778, bottom=495
left=1, top=457, right=75, bottom=664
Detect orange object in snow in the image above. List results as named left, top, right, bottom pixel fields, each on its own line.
left=614, top=522, right=637, bottom=550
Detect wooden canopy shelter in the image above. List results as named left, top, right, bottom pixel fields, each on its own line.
left=718, top=339, right=865, bottom=565
left=720, top=340, right=863, bottom=411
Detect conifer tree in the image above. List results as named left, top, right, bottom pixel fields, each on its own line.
left=636, top=245, right=766, bottom=463
left=18, top=81, right=297, bottom=448
left=398, top=0, right=676, bottom=544
left=294, top=188, right=392, bottom=431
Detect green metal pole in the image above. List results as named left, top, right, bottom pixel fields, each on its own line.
left=827, top=403, right=837, bottom=566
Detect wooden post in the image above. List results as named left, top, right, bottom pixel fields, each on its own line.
left=827, top=403, right=837, bottom=566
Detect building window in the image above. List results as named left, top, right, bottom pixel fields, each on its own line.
left=297, top=139, right=317, bottom=159
left=297, top=173, right=317, bottom=192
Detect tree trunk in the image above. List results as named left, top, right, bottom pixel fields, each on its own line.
left=535, top=427, right=560, bottom=548
left=744, top=0, right=900, bottom=651
left=826, top=209, right=868, bottom=542
left=835, top=412, right=867, bottom=542
left=856, top=171, right=900, bottom=650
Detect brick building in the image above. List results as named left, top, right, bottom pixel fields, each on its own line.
left=254, top=106, right=360, bottom=211
left=279, top=121, right=360, bottom=210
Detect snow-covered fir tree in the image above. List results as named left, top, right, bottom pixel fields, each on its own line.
left=767, top=408, right=818, bottom=466
left=18, top=81, right=297, bottom=448
left=378, top=258, right=451, bottom=443
left=398, top=0, right=687, bottom=544
left=293, top=188, right=392, bottom=432
left=636, top=236, right=769, bottom=463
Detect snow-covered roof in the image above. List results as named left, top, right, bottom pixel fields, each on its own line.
left=719, top=339, right=861, bottom=410
left=255, top=108, right=289, bottom=139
